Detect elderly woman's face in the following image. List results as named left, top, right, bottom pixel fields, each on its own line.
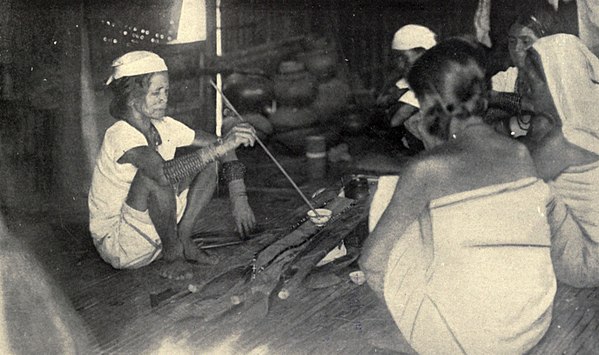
left=135, top=72, right=169, bottom=120
left=508, top=24, right=540, bottom=68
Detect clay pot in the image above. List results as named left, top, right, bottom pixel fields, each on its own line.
left=222, top=113, right=273, bottom=141
left=297, top=48, right=338, bottom=80
left=278, top=61, right=306, bottom=74
left=223, top=73, right=274, bottom=115
left=304, top=37, right=335, bottom=51
left=268, top=106, right=319, bottom=131
left=274, top=61, right=317, bottom=107
left=344, top=177, right=370, bottom=200
left=342, top=106, right=369, bottom=136
left=271, top=127, right=322, bottom=155
left=310, top=77, right=352, bottom=123
left=271, top=125, right=342, bottom=155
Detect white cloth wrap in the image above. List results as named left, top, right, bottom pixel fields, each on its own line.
left=391, top=25, right=436, bottom=51
left=374, top=178, right=556, bottom=354
left=106, top=51, right=168, bottom=85
left=533, top=34, right=599, bottom=155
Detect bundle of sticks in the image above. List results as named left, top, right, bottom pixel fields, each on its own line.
left=191, top=193, right=367, bottom=321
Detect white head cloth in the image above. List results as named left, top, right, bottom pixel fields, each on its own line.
left=532, top=34, right=599, bottom=155
left=391, top=25, right=437, bottom=51
left=106, top=51, right=168, bottom=85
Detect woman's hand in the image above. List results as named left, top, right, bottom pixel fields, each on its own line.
left=231, top=195, right=256, bottom=238
left=228, top=179, right=256, bottom=238
left=223, top=122, right=256, bottom=150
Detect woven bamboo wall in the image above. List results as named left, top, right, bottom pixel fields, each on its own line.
left=217, top=0, right=478, bottom=91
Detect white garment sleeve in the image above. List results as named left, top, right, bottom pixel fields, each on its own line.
left=369, top=176, right=400, bottom=232
left=491, top=67, right=518, bottom=93
left=161, top=117, right=196, bottom=147
left=105, top=123, right=148, bottom=162
left=398, top=90, right=420, bottom=108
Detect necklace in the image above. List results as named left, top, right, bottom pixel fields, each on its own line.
left=149, top=124, right=162, bottom=148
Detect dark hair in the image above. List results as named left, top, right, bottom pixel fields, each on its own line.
left=407, top=38, right=490, bottom=140
left=514, top=2, right=559, bottom=38
left=108, top=73, right=156, bottom=120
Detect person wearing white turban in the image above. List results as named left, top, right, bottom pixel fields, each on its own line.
left=89, top=51, right=257, bottom=280
left=520, top=34, right=599, bottom=287
left=377, top=25, right=437, bottom=151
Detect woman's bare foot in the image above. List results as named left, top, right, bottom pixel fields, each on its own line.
left=157, top=259, right=193, bottom=280
left=181, top=238, right=219, bottom=265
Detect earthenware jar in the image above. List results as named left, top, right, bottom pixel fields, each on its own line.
left=273, top=61, right=317, bottom=107
left=268, top=106, right=319, bottom=131
left=344, top=177, right=370, bottom=200
left=310, top=77, right=351, bottom=123
left=223, top=73, right=274, bottom=114
left=297, top=48, right=338, bottom=81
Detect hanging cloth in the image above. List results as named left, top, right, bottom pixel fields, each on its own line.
left=474, top=0, right=492, bottom=47
left=532, top=34, right=599, bottom=155
left=577, top=0, right=599, bottom=57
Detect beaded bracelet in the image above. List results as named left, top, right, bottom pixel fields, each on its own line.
left=163, top=141, right=229, bottom=185
left=221, top=160, right=246, bottom=183
left=490, top=92, right=521, bottom=115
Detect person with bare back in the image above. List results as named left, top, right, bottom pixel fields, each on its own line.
left=89, top=51, right=256, bottom=280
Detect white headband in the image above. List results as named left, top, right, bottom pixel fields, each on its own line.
left=106, top=51, right=168, bottom=85
left=392, top=25, right=437, bottom=51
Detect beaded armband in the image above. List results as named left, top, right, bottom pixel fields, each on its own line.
left=221, top=160, right=246, bottom=183
left=490, top=92, right=521, bottom=115
left=163, top=140, right=229, bottom=185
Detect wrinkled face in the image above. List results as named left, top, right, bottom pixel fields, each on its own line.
left=134, top=72, right=169, bottom=120
left=391, top=49, right=423, bottom=76
left=520, top=53, right=558, bottom=120
left=508, top=24, right=539, bottom=68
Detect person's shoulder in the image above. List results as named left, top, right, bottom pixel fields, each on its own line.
left=103, top=120, right=146, bottom=151
left=405, top=151, right=454, bottom=182
left=105, top=120, right=136, bottom=138
left=491, top=132, right=533, bottom=161
left=159, top=116, right=192, bottom=129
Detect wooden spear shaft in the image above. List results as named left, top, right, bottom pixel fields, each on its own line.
left=210, top=80, right=321, bottom=217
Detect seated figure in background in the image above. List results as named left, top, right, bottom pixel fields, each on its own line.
left=376, top=24, right=437, bottom=151
left=361, top=38, right=556, bottom=354
left=88, top=51, right=257, bottom=280
left=520, top=34, right=599, bottom=288
left=487, top=1, right=560, bottom=136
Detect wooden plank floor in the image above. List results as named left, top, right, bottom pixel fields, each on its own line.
left=4, top=148, right=599, bottom=354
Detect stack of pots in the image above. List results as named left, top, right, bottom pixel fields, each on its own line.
left=270, top=60, right=320, bottom=154
left=299, top=38, right=352, bottom=124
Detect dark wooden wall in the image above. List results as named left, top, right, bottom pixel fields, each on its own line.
left=217, top=0, right=479, bottom=90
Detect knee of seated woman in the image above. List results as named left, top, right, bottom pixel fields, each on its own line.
left=127, top=171, right=176, bottom=209
left=182, top=161, right=217, bottom=191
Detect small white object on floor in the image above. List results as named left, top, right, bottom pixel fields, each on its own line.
left=307, top=208, right=332, bottom=226
left=349, top=270, right=366, bottom=285
left=316, top=242, right=348, bottom=266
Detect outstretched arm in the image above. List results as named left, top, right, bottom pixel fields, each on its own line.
left=359, top=161, right=431, bottom=297
left=119, top=123, right=256, bottom=185
left=224, top=164, right=256, bottom=238
left=190, top=129, right=220, bottom=147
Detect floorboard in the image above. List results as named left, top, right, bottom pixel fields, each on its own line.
left=4, top=148, right=598, bottom=354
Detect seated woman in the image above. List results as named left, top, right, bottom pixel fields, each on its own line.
left=519, top=34, right=599, bottom=288
left=487, top=1, right=560, bottom=136
left=360, top=39, right=556, bottom=354
left=89, top=51, right=256, bottom=280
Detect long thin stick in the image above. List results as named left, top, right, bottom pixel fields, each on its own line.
left=210, top=80, right=320, bottom=217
